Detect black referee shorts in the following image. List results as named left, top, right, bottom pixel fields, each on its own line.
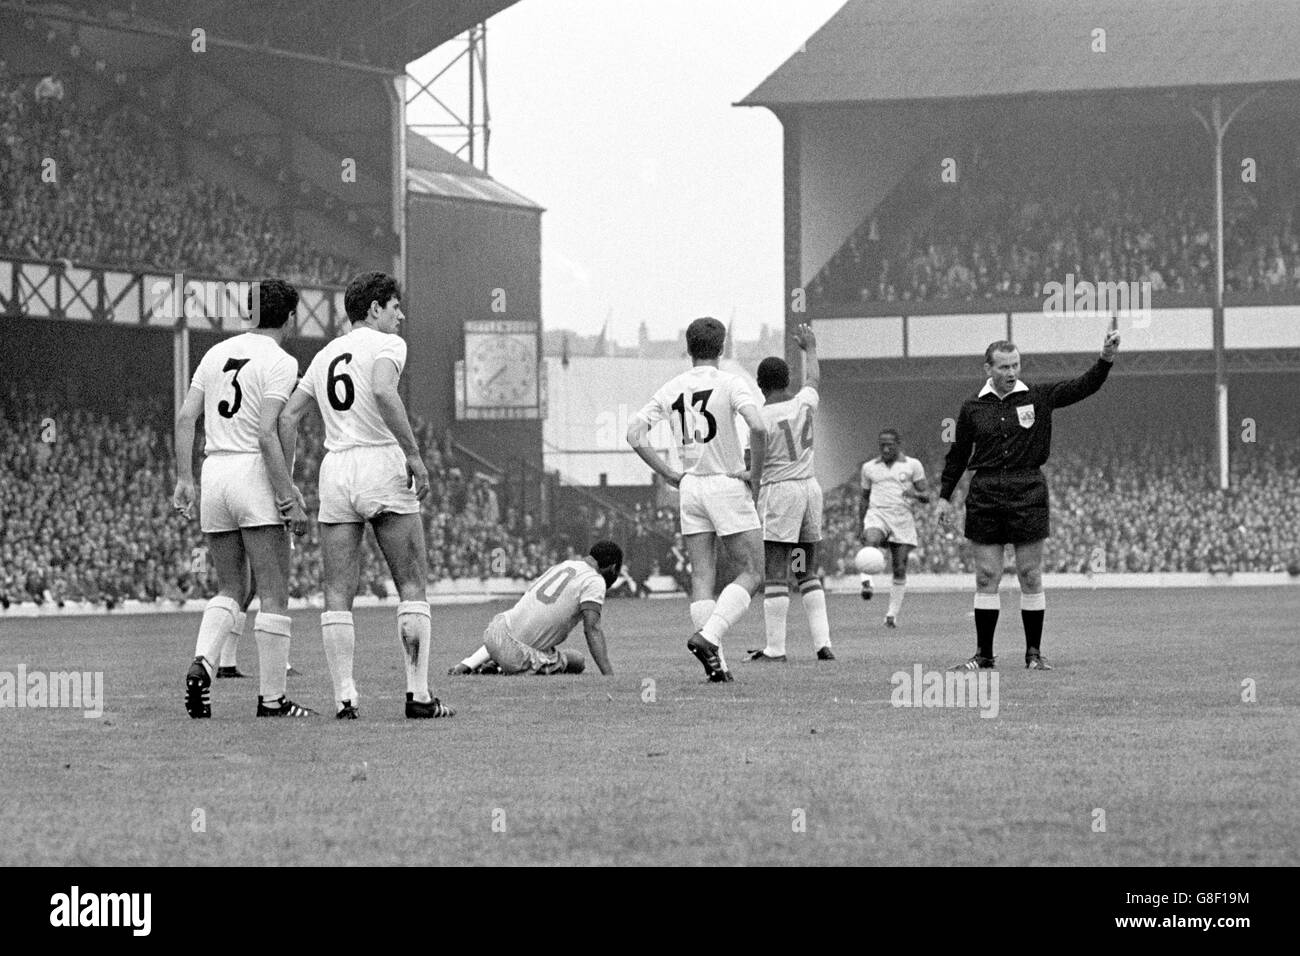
left=964, top=469, right=1050, bottom=545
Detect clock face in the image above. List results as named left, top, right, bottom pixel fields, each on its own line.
left=467, top=334, right=536, bottom=407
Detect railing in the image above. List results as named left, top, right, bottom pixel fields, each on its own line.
left=0, top=255, right=345, bottom=338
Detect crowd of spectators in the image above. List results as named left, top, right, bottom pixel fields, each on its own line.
left=2, top=385, right=1296, bottom=609
left=810, top=136, right=1300, bottom=305
left=0, top=71, right=355, bottom=286
left=0, top=387, right=572, bottom=609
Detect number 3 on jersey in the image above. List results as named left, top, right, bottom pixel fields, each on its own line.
left=670, top=388, right=716, bottom=445
left=217, top=358, right=251, bottom=418
left=327, top=353, right=354, bottom=411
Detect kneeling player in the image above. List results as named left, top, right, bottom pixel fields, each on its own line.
left=859, top=429, right=930, bottom=626
left=747, top=325, right=834, bottom=662
left=450, top=542, right=622, bottom=676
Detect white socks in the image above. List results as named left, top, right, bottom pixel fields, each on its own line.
left=702, top=583, right=751, bottom=650
left=398, top=600, right=432, bottom=704
left=461, top=646, right=492, bottom=670
left=321, top=610, right=357, bottom=709
left=762, top=583, right=790, bottom=656
left=799, top=578, right=831, bottom=650
left=218, top=610, right=245, bottom=667
left=254, top=612, right=291, bottom=701
left=689, top=600, right=715, bottom=632
left=888, top=581, right=906, bottom=619
left=194, top=596, right=239, bottom=676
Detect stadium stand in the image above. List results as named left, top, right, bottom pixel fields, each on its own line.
left=3, top=385, right=1296, bottom=609
left=0, top=73, right=355, bottom=285
left=808, top=133, right=1300, bottom=305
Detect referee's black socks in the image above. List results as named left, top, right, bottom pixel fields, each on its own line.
left=1021, top=591, right=1045, bottom=654
left=973, top=593, right=1000, bottom=659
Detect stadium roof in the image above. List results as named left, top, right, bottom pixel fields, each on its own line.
left=407, top=131, right=541, bottom=210
left=740, top=0, right=1300, bottom=108
left=76, top=0, right=521, bottom=71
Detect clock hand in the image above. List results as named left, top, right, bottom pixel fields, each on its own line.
left=484, top=365, right=507, bottom=387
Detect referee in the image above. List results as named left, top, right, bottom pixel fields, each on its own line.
left=936, top=330, right=1121, bottom=670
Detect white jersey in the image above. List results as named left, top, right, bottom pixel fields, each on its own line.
left=861, top=456, right=926, bottom=518
left=635, top=365, right=758, bottom=476
left=759, top=385, right=818, bottom=484
left=297, top=326, right=406, bottom=452
left=190, top=332, right=297, bottom=455
left=505, top=559, right=607, bottom=653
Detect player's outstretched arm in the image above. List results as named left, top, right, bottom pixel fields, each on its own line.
left=626, top=418, right=682, bottom=486
left=581, top=607, right=613, bottom=675
left=793, top=323, right=820, bottom=390
left=259, top=395, right=306, bottom=535
left=172, top=386, right=204, bottom=518
left=372, top=358, right=429, bottom=500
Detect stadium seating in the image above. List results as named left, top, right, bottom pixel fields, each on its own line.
left=809, top=134, right=1300, bottom=305
left=0, top=76, right=355, bottom=285
left=3, top=384, right=1295, bottom=609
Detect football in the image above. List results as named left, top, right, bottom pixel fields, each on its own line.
left=854, top=546, right=887, bottom=575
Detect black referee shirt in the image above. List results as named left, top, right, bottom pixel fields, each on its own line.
left=939, top=357, right=1113, bottom=500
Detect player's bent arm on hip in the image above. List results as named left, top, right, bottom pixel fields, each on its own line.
left=581, top=606, right=613, bottom=675
left=172, top=385, right=204, bottom=516
left=371, top=357, right=429, bottom=501
left=908, top=476, right=932, bottom=505
left=739, top=403, right=766, bottom=503
left=625, top=418, right=682, bottom=487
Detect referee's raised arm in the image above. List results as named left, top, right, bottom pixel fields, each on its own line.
left=1043, top=330, right=1121, bottom=409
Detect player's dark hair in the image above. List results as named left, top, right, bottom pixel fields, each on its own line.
left=756, top=356, right=789, bottom=394
left=345, top=271, right=401, bottom=324
left=984, top=340, right=1018, bottom=364
left=685, top=317, right=726, bottom=361
left=248, top=278, right=298, bottom=329
left=589, top=540, right=623, bottom=581
left=880, top=428, right=900, bottom=442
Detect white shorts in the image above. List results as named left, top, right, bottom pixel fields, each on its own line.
left=863, top=508, right=918, bottom=547
left=200, top=452, right=281, bottom=533
left=679, top=473, right=761, bottom=537
left=318, top=444, right=420, bottom=524
left=759, top=477, right=823, bottom=544
left=483, top=613, right=562, bottom=675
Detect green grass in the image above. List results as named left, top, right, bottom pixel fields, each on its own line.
left=0, top=587, right=1296, bottom=865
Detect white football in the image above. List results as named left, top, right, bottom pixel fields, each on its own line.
left=854, top=546, right=887, bottom=575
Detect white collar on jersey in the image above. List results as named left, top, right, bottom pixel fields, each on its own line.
left=978, top=378, right=1029, bottom=398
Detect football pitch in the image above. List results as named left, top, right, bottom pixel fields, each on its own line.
left=1, top=587, right=1296, bottom=866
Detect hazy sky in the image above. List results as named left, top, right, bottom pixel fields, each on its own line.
left=408, top=0, right=845, bottom=345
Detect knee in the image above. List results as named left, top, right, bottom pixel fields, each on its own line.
left=1017, top=566, right=1042, bottom=591
left=974, top=567, right=999, bottom=590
